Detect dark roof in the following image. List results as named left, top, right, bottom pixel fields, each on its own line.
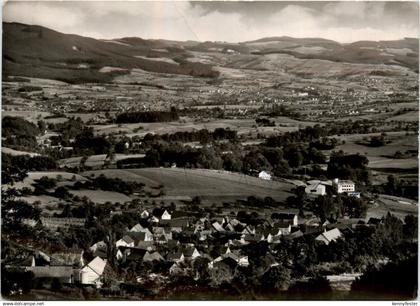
left=167, top=252, right=183, bottom=261
left=27, top=266, right=73, bottom=280
left=126, top=248, right=148, bottom=261
left=121, top=235, right=135, bottom=244
left=273, top=221, right=292, bottom=228
left=219, top=257, right=238, bottom=269
left=275, top=213, right=297, bottom=220
left=93, top=249, right=108, bottom=259
left=143, top=251, right=164, bottom=262
left=368, top=217, right=382, bottom=225
left=127, top=232, right=147, bottom=243
left=180, top=247, right=197, bottom=257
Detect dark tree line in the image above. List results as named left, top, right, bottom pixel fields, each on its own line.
left=327, top=152, right=370, bottom=184
left=2, top=116, right=41, bottom=150
left=141, top=128, right=237, bottom=145
left=116, top=109, right=179, bottom=123
left=2, top=154, right=57, bottom=185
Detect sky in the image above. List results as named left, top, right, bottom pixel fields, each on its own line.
left=3, top=1, right=419, bottom=43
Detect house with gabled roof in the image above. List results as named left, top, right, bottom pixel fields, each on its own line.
left=129, top=223, right=145, bottom=232
left=76, top=256, right=107, bottom=288
left=127, top=231, right=154, bottom=244
left=208, top=251, right=249, bottom=269
left=161, top=218, right=190, bottom=232
left=274, top=213, right=298, bottom=226
left=212, top=221, right=225, bottom=232
left=241, top=225, right=256, bottom=235
left=161, top=210, right=172, bottom=220
left=143, top=251, right=164, bottom=262
left=181, top=246, right=200, bottom=260
left=273, top=221, right=292, bottom=236
left=223, top=222, right=234, bottom=232
left=315, top=228, right=342, bottom=245
left=116, top=235, right=135, bottom=248
left=166, top=252, right=184, bottom=263
left=121, top=247, right=148, bottom=263
left=140, top=210, right=150, bottom=219
left=305, top=182, right=326, bottom=196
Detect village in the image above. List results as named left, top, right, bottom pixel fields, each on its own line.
left=5, top=163, right=415, bottom=300
left=1, top=15, right=418, bottom=300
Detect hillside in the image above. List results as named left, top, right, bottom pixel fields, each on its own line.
left=3, top=22, right=218, bottom=83
left=82, top=168, right=294, bottom=201
left=2, top=22, right=419, bottom=84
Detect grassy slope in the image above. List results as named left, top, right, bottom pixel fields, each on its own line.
left=3, top=22, right=218, bottom=83
left=83, top=168, right=294, bottom=201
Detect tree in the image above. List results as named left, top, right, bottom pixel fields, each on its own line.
left=243, top=151, right=272, bottom=173
left=312, top=195, right=342, bottom=223
left=2, top=190, right=41, bottom=232
left=209, top=262, right=233, bottom=287
left=193, top=257, right=210, bottom=282
left=288, top=275, right=332, bottom=297
left=351, top=256, right=417, bottom=299
left=386, top=175, right=399, bottom=195
left=403, top=214, right=418, bottom=241
left=222, top=153, right=243, bottom=172
left=37, top=120, right=47, bottom=134
left=288, top=150, right=303, bottom=168
left=261, top=265, right=291, bottom=290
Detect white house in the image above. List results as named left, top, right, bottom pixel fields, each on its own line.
left=140, top=210, right=150, bottom=219
left=333, top=179, right=355, bottom=194
left=129, top=223, right=145, bottom=232
left=305, top=182, right=326, bottom=196
left=315, top=228, right=342, bottom=245
left=77, top=256, right=107, bottom=288
left=161, top=210, right=172, bottom=220
left=258, top=171, right=272, bottom=180
left=116, top=235, right=135, bottom=248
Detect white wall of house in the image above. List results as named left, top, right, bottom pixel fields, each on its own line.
left=116, top=239, right=134, bottom=248
left=258, top=171, right=271, bottom=180
left=161, top=210, right=172, bottom=220
left=305, top=184, right=326, bottom=195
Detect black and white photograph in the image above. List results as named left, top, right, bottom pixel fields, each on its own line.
left=1, top=0, right=419, bottom=302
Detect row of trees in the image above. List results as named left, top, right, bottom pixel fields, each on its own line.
left=116, top=108, right=179, bottom=123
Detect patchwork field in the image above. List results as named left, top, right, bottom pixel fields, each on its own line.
left=68, top=190, right=131, bottom=204
left=333, top=132, right=418, bottom=170
left=83, top=167, right=294, bottom=201
left=59, top=153, right=146, bottom=168
left=367, top=194, right=418, bottom=220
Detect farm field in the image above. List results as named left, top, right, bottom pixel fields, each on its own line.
left=68, top=189, right=131, bottom=204
left=82, top=167, right=294, bottom=201
left=367, top=194, right=418, bottom=220
left=332, top=132, right=418, bottom=169
left=59, top=153, right=146, bottom=168
left=11, top=171, right=88, bottom=191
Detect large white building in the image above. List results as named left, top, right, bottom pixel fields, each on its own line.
left=305, top=182, right=326, bottom=195
left=333, top=179, right=355, bottom=194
